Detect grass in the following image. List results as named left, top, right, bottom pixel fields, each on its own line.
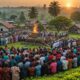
left=0, top=42, right=50, bottom=49
left=27, top=67, right=80, bottom=80
left=69, top=34, right=80, bottom=39
left=47, top=29, right=80, bottom=39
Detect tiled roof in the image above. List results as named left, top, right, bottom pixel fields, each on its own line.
left=0, top=21, right=15, bottom=29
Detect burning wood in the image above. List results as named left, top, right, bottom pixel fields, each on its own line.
left=33, top=23, right=38, bottom=33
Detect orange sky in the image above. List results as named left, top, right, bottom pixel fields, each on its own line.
left=0, top=0, right=79, bottom=7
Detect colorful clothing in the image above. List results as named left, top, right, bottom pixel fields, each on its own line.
left=50, top=62, right=57, bottom=74
left=35, top=64, right=41, bottom=76
left=11, top=66, right=20, bottom=80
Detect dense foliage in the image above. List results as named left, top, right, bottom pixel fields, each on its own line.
left=9, top=15, right=17, bottom=21
left=38, top=22, right=44, bottom=31
left=28, top=7, right=38, bottom=19
left=19, top=11, right=26, bottom=23
left=48, top=1, right=61, bottom=17
left=71, top=11, right=80, bottom=23
left=49, top=16, right=73, bottom=32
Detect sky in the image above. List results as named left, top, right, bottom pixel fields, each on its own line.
left=0, top=0, right=79, bottom=7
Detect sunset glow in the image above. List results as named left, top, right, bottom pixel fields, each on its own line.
left=0, top=0, right=79, bottom=7
left=66, top=0, right=72, bottom=8
left=66, top=3, right=72, bottom=8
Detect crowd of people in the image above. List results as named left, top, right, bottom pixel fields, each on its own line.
left=0, top=39, right=80, bottom=80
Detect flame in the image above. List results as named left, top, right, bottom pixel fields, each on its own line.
left=33, top=23, right=38, bottom=33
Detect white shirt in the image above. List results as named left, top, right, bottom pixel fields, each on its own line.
left=62, top=50, right=68, bottom=56
left=62, top=60, right=68, bottom=70
left=73, top=57, right=77, bottom=67
left=40, top=56, right=45, bottom=65
left=60, top=56, right=66, bottom=61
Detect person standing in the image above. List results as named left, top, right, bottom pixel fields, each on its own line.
left=3, top=63, right=11, bottom=80
left=0, top=64, right=3, bottom=80
left=72, top=55, right=77, bottom=68
left=50, top=60, right=57, bottom=74
left=57, top=59, right=62, bottom=72
left=35, top=62, right=41, bottom=76
left=11, top=63, right=20, bottom=80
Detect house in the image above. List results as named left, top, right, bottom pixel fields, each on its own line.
left=0, top=21, right=16, bottom=45
left=69, top=24, right=80, bottom=34
left=0, top=21, right=15, bottom=32
left=76, top=24, right=80, bottom=33
left=0, top=21, right=16, bottom=37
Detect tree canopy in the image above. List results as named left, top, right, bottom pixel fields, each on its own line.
left=71, top=11, right=80, bottom=23
left=38, top=22, right=44, bottom=31
left=19, top=11, right=26, bottom=23
left=49, top=16, right=73, bottom=32
left=2, top=12, right=6, bottom=20
left=9, top=15, right=17, bottom=21
left=48, top=1, right=61, bottom=17
left=28, top=7, right=38, bottom=19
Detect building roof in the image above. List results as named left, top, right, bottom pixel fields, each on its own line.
left=0, top=21, right=15, bottom=29
left=76, top=24, right=80, bottom=29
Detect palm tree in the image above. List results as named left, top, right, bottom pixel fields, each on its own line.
left=48, top=1, right=61, bottom=17
left=28, top=7, right=38, bottom=19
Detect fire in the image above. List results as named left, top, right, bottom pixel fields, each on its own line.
left=33, top=23, right=38, bottom=33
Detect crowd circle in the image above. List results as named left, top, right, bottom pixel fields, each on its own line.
left=0, top=39, right=80, bottom=80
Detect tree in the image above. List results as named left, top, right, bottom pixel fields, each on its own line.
left=28, top=7, right=38, bottom=19
left=48, top=1, right=61, bottom=17
left=19, top=11, right=26, bottom=23
left=43, top=4, right=47, bottom=10
left=71, top=11, right=80, bottom=23
left=2, top=12, right=6, bottom=20
left=9, top=15, right=17, bottom=21
left=38, top=22, right=44, bottom=31
left=0, top=12, right=1, bottom=15
left=0, top=12, right=2, bottom=18
left=49, top=16, right=73, bottom=32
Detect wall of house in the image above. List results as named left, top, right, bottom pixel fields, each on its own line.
left=0, top=25, right=8, bottom=32
left=78, top=30, right=80, bottom=33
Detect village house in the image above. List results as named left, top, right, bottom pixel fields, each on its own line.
left=0, top=21, right=16, bottom=45
left=76, top=24, right=80, bottom=34
left=69, top=24, right=80, bottom=34
left=0, top=21, right=15, bottom=32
